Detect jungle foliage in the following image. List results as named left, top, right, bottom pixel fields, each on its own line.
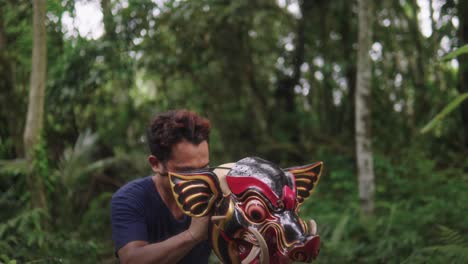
left=0, top=0, right=467, bottom=263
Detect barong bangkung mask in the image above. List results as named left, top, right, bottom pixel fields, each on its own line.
left=169, top=157, right=323, bottom=264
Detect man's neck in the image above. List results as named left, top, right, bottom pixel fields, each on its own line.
left=152, top=175, right=185, bottom=220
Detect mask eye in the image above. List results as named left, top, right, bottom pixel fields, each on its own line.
left=245, top=200, right=267, bottom=223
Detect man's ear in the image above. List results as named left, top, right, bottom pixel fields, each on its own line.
left=285, top=162, right=323, bottom=206
left=148, top=155, right=162, bottom=173
left=169, top=170, right=222, bottom=217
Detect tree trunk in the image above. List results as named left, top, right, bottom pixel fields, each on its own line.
left=458, top=0, right=468, bottom=149
left=316, top=0, right=336, bottom=135
left=355, top=0, right=375, bottom=215
left=0, top=3, right=19, bottom=158
left=274, top=0, right=308, bottom=114
left=100, top=0, right=118, bottom=67
left=23, top=0, right=48, bottom=211
left=273, top=0, right=310, bottom=144
left=409, top=0, right=427, bottom=130
left=340, top=0, right=357, bottom=136
left=0, top=9, right=5, bottom=50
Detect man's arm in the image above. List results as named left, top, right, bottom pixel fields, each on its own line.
left=117, top=216, right=209, bottom=264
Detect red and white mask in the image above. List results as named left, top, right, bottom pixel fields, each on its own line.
left=169, top=157, right=323, bottom=264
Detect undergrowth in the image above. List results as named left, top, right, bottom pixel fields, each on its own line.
left=1, top=137, right=467, bottom=263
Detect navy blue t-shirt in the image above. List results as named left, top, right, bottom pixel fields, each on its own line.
left=111, top=176, right=211, bottom=263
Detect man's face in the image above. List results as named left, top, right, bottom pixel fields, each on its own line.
left=164, top=139, right=210, bottom=174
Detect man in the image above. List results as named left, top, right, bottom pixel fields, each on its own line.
left=111, top=109, right=212, bottom=264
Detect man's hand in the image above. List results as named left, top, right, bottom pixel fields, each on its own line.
left=118, top=217, right=209, bottom=264
left=188, top=216, right=209, bottom=243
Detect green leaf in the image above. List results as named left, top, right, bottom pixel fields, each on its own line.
left=420, top=93, right=468, bottom=134
left=441, top=44, right=468, bottom=60
left=330, top=214, right=350, bottom=246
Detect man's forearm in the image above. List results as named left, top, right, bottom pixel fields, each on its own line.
left=119, top=230, right=202, bottom=264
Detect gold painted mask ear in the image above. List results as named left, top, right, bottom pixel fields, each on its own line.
left=169, top=170, right=222, bottom=217
left=285, top=161, right=323, bottom=206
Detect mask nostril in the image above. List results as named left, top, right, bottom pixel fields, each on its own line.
left=288, top=236, right=320, bottom=262
left=292, top=251, right=307, bottom=262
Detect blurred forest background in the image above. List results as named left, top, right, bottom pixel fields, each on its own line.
left=1, top=0, right=468, bottom=263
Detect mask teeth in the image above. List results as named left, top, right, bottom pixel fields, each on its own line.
left=241, top=246, right=260, bottom=264
left=308, top=219, right=317, bottom=236
left=242, top=231, right=257, bottom=246
left=211, top=215, right=227, bottom=221
left=248, top=227, right=270, bottom=264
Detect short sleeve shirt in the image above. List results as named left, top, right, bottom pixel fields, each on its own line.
left=111, top=176, right=211, bottom=264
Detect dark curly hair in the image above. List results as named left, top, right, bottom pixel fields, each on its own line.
left=146, top=109, right=211, bottom=162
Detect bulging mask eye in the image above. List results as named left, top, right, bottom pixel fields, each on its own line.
left=245, top=199, right=267, bottom=223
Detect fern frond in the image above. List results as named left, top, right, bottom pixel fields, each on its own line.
left=437, top=225, right=465, bottom=245
left=404, top=226, right=468, bottom=264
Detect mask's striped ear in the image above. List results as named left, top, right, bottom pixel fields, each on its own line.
left=169, top=170, right=222, bottom=217
left=285, top=162, right=323, bottom=206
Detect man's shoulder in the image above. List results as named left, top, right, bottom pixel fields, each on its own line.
left=112, top=176, right=155, bottom=202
